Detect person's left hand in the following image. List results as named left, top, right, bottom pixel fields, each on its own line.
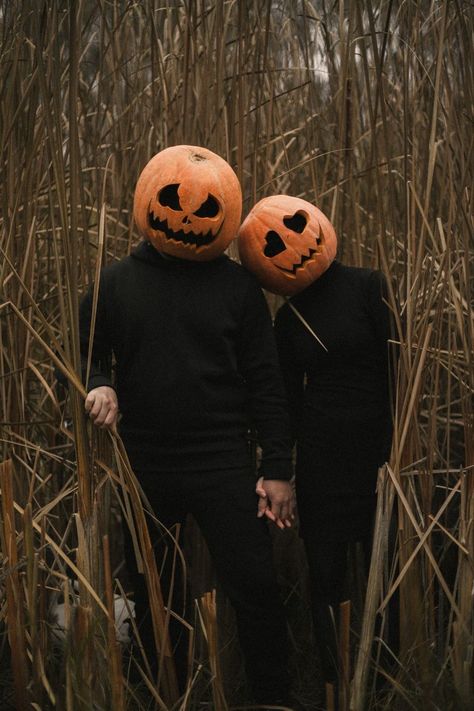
left=256, top=476, right=294, bottom=529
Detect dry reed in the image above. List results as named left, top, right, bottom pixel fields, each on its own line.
left=0, top=1, right=472, bottom=709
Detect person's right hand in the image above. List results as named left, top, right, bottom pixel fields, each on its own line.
left=84, top=386, right=118, bottom=430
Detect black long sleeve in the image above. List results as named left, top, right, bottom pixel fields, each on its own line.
left=79, top=276, right=114, bottom=391
left=78, top=241, right=293, bottom=478
left=236, top=280, right=293, bottom=478
left=274, top=306, right=305, bottom=445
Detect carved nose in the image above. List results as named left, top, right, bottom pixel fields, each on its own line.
left=182, top=216, right=191, bottom=224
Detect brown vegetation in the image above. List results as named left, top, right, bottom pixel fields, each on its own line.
left=0, top=1, right=472, bottom=709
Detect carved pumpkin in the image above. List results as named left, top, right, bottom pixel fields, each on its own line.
left=133, top=145, right=242, bottom=261
left=238, top=194, right=337, bottom=295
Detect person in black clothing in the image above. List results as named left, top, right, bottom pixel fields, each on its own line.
left=238, top=194, right=396, bottom=700
left=274, top=261, right=395, bottom=685
left=80, top=147, right=294, bottom=706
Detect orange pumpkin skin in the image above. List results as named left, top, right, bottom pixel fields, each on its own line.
left=133, top=145, right=242, bottom=261
left=238, top=195, right=337, bottom=295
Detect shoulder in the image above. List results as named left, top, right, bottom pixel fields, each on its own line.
left=101, top=254, right=134, bottom=278
left=218, top=257, right=266, bottom=295
left=336, top=263, right=376, bottom=283
left=79, top=256, right=131, bottom=298
left=220, top=256, right=257, bottom=282
left=274, top=299, right=296, bottom=333
left=92, top=255, right=137, bottom=292
left=336, top=263, right=387, bottom=297
left=217, top=258, right=275, bottom=322
left=339, top=266, right=390, bottom=322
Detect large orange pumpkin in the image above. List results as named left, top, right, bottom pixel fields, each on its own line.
left=133, top=145, right=242, bottom=261
left=238, top=194, right=337, bottom=295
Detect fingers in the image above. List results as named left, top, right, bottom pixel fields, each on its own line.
left=257, top=494, right=268, bottom=518
left=264, top=508, right=285, bottom=529
left=255, top=476, right=266, bottom=498
left=256, top=476, right=268, bottom=518
left=259, top=479, right=295, bottom=529
left=85, top=387, right=118, bottom=429
left=260, top=504, right=291, bottom=530
left=269, top=503, right=291, bottom=528
left=103, top=405, right=118, bottom=428
left=84, top=391, right=95, bottom=413
left=89, top=396, right=108, bottom=424
left=279, top=500, right=292, bottom=523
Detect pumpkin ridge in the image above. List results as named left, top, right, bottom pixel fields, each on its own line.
left=134, top=145, right=242, bottom=261
left=237, top=193, right=337, bottom=295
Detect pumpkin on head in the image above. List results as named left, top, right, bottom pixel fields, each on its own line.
left=238, top=194, right=337, bottom=295
left=133, top=145, right=242, bottom=261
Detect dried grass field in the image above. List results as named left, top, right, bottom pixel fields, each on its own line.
left=0, top=1, right=472, bottom=709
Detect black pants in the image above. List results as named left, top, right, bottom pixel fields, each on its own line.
left=302, top=536, right=372, bottom=684
left=123, top=467, right=289, bottom=703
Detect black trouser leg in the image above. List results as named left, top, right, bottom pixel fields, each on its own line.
left=303, top=538, right=349, bottom=684
left=122, top=488, right=189, bottom=690
left=189, top=470, right=289, bottom=704
left=124, top=469, right=289, bottom=703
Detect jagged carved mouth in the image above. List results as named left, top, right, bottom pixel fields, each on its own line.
left=277, top=249, right=317, bottom=274
left=148, top=209, right=217, bottom=248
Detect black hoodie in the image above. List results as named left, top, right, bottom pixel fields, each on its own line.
left=79, top=241, right=292, bottom=479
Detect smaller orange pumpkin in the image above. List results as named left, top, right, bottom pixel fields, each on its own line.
left=238, top=194, right=337, bottom=295
left=133, top=145, right=242, bottom=261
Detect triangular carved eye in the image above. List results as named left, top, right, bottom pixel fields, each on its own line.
left=264, top=231, right=287, bottom=257
left=158, top=184, right=182, bottom=211
left=283, top=211, right=307, bottom=233
left=194, top=194, right=220, bottom=218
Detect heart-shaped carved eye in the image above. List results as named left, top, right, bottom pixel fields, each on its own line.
left=264, top=231, right=287, bottom=257
left=283, top=211, right=307, bottom=233
left=158, top=184, right=182, bottom=211
left=193, top=194, right=220, bottom=218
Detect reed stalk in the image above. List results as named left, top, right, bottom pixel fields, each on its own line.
left=0, top=460, right=29, bottom=710
left=102, top=534, right=125, bottom=711
left=0, top=1, right=472, bottom=708
left=199, top=589, right=228, bottom=711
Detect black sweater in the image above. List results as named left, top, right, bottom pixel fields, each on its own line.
left=79, top=241, right=292, bottom=479
left=274, top=261, right=395, bottom=495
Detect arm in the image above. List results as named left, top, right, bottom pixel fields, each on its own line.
left=367, top=270, right=399, bottom=387
left=236, top=279, right=294, bottom=524
left=267, top=304, right=306, bottom=528
left=79, top=278, right=118, bottom=429
left=273, top=304, right=306, bottom=446
left=367, top=270, right=393, bottom=345
left=368, top=270, right=399, bottom=457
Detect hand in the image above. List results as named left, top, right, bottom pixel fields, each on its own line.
left=256, top=476, right=294, bottom=529
left=84, top=386, right=118, bottom=430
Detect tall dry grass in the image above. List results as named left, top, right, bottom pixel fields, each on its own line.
left=0, top=1, right=472, bottom=709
